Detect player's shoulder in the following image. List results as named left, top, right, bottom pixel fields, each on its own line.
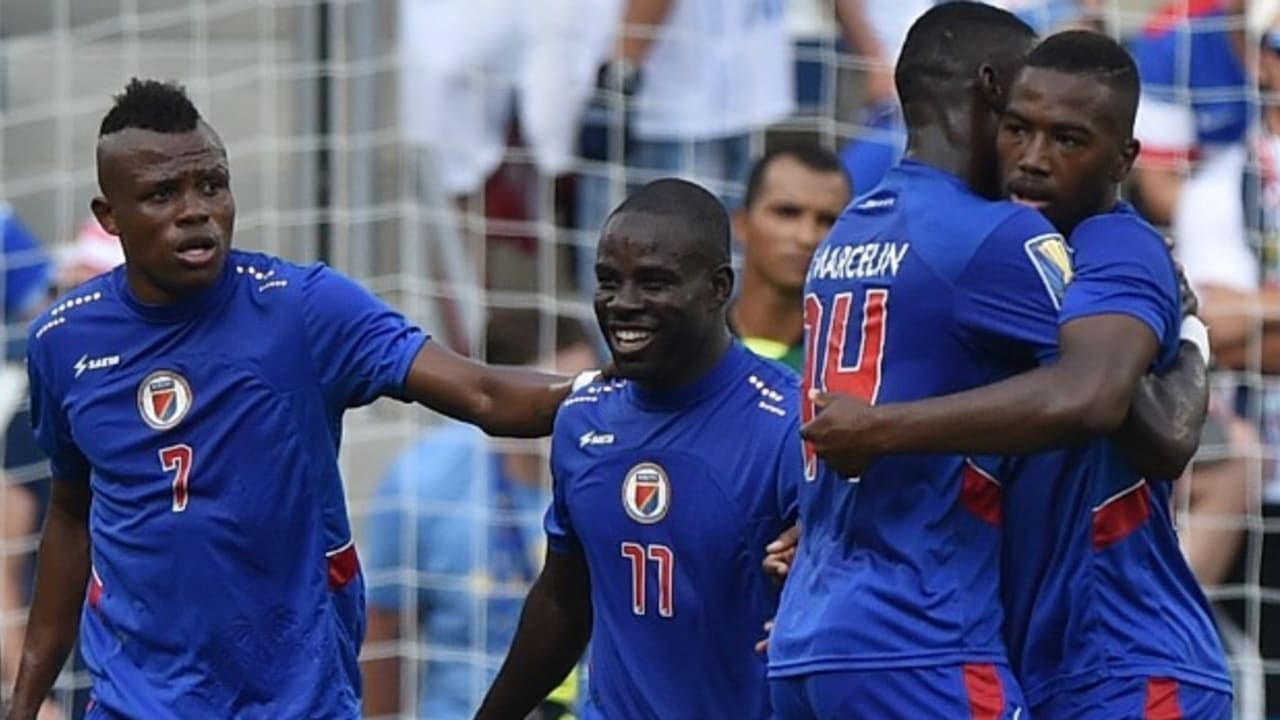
left=226, top=249, right=301, bottom=290
left=555, top=377, right=628, bottom=427
left=731, top=350, right=802, bottom=431
left=1071, top=204, right=1169, bottom=261
left=27, top=271, right=119, bottom=352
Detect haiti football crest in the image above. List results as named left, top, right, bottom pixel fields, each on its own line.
left=137, top=370, right=193, bottom=431
left=621, top=462, right=670, bottom=524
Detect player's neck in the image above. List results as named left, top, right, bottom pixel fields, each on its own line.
left=904, top=133, right=983, bottom=190
left=643, top=327, right=732, bottom=394
left=731, top=271, right=803, bottom=347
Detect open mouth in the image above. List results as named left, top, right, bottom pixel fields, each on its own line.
left=1008, top=187, right=1052, bottom=210
left=610, top=326, right=657, bottom=356
left=175, top=236, right=218, bottom=267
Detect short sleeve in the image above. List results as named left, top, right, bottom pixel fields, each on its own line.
left=300, top=264, right=430, bottom=408
left=954, top=209, right=1065, bottom=364
left=26, top=341, right=88, bottom=482
left=1060, top=215, right=1181, bottom=371
left=544, top=422, right=581, bottom=555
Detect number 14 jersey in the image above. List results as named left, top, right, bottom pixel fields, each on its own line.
left=770, top=160, right=1066, bottom=676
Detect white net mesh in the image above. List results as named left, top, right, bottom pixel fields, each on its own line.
left=0, top=0, right=1274, bottom=718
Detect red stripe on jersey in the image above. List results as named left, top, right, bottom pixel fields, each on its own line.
left=1144, top=0, right=1222, bottom=36
left=960, top=459, right=1002, bottom=527
left=1136, top=146, right=1199, bottom=171
left=87, top=569, right=103, bottom=611
left=1092, top=480, right=1152, bottom=551
left=963, top=663, right=1005, bottom=720
left=327, top=543, right=360, bottom=589
left=1145, top=677, right=1183, bottom=719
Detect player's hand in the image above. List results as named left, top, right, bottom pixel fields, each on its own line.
left=763, top=525, right=800, bottom=585
left=800, top=391, right=880, bottom=478
left=754, top=618, right=775, bottom=656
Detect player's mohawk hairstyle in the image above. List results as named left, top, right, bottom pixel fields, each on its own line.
left=1024, top=30, right=1140, bottom=129
left=610, top=178, right=731, bottom=265
left=99, top=78, right=201, bottom=137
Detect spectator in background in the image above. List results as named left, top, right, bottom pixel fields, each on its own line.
left=1128, top=0, right=1279, bottom=226
left=3, top=216, right=119, bottom=720
left=576, top=0, right=794, bottom=277
left=730, top=145, right=851, bottom=373
left=361, top=310, right=597, bottom=720
left=1171, top=17, right=1280, bottom=714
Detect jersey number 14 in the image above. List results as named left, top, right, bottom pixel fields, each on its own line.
left=801, top=289, right=888, bottom=481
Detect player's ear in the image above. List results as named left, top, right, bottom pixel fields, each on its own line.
left=1114, top=138, right=1140, bottom=184
left=708, top=264, right=734, bottom=311
left=90, top=196, right=119, bottom=236
left=977, top=63, right=1005, bottom=111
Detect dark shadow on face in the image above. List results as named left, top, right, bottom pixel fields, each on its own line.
left=92, top=121, right=235, bottom=305
left=997, top=66, right=1137, bottom=235
left=593, top=210, right=732, bottom=390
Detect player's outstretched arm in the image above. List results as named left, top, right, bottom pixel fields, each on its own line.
left=402, top=342, right=577, bottom=438
left=475, top=548, right=592, bottom=720
left=4, top=479, right=90, bottom=720
left=1113, top=341, right=1208, bottom=479
left=804, top=314, right=1157, bottom=477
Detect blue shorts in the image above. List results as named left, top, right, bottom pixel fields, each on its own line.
left=1032, top=676, right=1232, bottom=719
left=770, top=663, right=1026, bottom=720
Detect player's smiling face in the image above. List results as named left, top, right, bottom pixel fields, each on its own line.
left=997, top=66, right=1136, bottom=235
left=92, top=122, right=235, bottom=305
left=594, top=211, right=732, bottom=388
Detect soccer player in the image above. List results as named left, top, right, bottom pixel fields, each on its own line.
left=800, top=31, right=1232, bottom=718
left=3, top=79, right=595, bottom=720
left=475, top=179, right=803, bottom=720
left=768, top=6, right=1211, bottom=718
left=729, top=145, right=851, bottom=373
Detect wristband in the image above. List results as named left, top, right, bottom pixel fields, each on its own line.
left=1179, top=315, right=1211, bottom=365
left=571, top=369, right=602, bottom=392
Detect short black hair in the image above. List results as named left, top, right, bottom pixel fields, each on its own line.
left=484, top=309, right=594, bottom=366
left=99, top=78, right=201, bottom=137
left=743, top=144, right=851, bottom=209
left=608, top=178, right=731, bottom=266
left=896, top=2, right=1036, bottom=123
left=1023, top=30, right=1140, bottom=133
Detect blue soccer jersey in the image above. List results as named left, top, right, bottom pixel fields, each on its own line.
left=1000, top=205, right=1232, bottom=710
left=26, top=249, right=429, bottom=719
left=546, top=342, right=801, bottom=720
left=769, top=160, right=1067, bottom=677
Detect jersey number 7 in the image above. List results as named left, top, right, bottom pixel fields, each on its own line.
left=801, top=289, right=889, bottom=481
left=159, top=444, right=194, bottom=512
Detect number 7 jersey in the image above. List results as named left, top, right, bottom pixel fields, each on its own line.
left=546, top=343, right=802, bottom=720
left=770, top=160, right=1067, bottom=676
left=25, top=250, right=429, bottom=719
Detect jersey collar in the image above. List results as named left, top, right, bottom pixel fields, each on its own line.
left=626, top=340, right=752, bottom=411
left=112, top=254, right=237, bottom=324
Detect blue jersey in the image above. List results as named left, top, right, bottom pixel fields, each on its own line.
left=1001, top=205, right=1232, bottom=708
left=26, top=250, right=429, bottom=719
left=770, top=160, right=1066, bottom=676
left=546, top=342, right=800, bottom=720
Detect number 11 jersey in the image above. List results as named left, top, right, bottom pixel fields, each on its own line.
left=546, top=343, right=802, bottom=720
left=770, top=160, right=1067, bottom=676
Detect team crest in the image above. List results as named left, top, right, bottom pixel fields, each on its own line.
left=621, top=462, right=670, bottom=525
left=1024, top=233, right=1074, bottom=309
left=137, top=370, right=193, bottom=431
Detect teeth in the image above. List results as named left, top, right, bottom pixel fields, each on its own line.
left=615, top=329, right=652, bottom=342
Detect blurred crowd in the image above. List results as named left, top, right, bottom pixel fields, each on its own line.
left=3, top=0, right=1280, bottom=717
